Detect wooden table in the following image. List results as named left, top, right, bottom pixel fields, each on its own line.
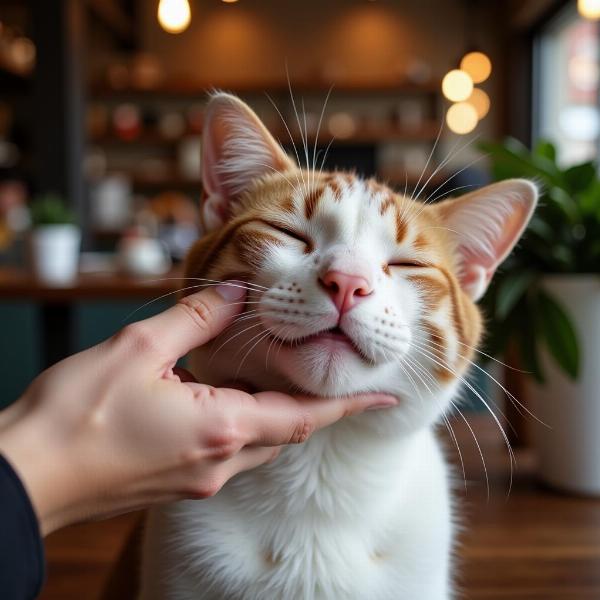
left=38, top=414, right=600, bottom=600
left=0, top=267, right=183, bottom=366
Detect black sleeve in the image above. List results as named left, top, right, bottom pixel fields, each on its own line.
left=0, top=454, right=45, bottom=600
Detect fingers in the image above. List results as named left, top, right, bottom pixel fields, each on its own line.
left=222, top=446, right=281, bottom=481
left=126, top=282, right=247, bottom=360
left=242, top=391, right=398, bottom=447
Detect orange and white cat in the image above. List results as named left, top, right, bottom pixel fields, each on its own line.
left=139, top=94, right=537, bottom=600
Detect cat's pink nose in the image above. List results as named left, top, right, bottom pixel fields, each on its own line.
left=320, top=270, right=373, bottom=314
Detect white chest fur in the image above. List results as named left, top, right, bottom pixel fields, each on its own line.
left=140, top=423, right=454, bottom=600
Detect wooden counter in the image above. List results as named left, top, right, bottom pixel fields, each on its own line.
left=0, top=267, right=183, bottom=302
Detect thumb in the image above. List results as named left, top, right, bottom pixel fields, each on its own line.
left=136, top=281, right=248, bottom=360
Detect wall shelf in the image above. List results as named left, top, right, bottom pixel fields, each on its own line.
left=89, top=121, right=441, bottom=148
left=90, top=79, right=440, bottom=100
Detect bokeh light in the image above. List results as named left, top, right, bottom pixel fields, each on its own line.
left=578, top=0, right=600, bottom=20
left=460, top=51, right=492, bottom=84
left=446, top=102, right=478, bottom=135
left=157, top=0, right=191, bottom=34
left=441, top=69, right=473, bottom=102
left=466, top=88, right=490, bottom=119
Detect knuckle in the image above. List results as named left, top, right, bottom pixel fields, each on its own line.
left=205, top=420, right=243, bottom=459
left=179, top=447, right=204, bottom=467
left=117, top=322, right=159, bottom=354
left=291, top=412, right=315, bottom=444
left=188, top=476, right=225, bottom=499
left=178, top=296, right=214, bottom=335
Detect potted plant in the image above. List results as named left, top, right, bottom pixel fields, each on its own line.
left=479, top=137, right=600, bottom=495
left=30, top=194, right=80, bottom=285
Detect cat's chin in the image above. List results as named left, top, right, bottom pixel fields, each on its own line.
left=274, top=341, right=376, bottom=396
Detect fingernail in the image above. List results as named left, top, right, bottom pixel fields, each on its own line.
left=215, top=281, right=247, bottom=301
left=366, top=396, right=398, bottom=411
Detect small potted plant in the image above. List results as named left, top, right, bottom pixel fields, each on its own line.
left=30, top=194, right=80, bottom=285
left=480, top=138, right=600, bottom=495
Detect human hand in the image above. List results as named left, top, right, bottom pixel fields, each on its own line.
left=0, top=283, right=396, bottom=535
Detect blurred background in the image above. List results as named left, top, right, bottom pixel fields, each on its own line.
left=1, top=1, right=600, bottom=598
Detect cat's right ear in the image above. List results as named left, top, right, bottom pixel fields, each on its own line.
left=201, top=93, right=294, bottom=231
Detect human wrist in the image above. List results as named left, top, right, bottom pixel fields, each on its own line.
left=0, top=408, right=79, bottom=535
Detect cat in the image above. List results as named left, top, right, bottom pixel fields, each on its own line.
left=139, top=93, right=537, bottom=600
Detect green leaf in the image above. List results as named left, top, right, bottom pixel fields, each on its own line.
left=546, top=187, right=579, bottom=222
left=579, top=180, right=600, bottom=216
left=564, top=162, right=596, bottom=194
left=534, top=140, right=556, bottom=162
left=495, top=271, right=536, bottom=320
left=536, top=290, right=580, bottom=379
left=30, top=194, right=75, bottom=226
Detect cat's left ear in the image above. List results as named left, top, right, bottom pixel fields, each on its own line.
left=436, top=179, right=538, bottom=301
left=201, top=92, right=294, bottom=231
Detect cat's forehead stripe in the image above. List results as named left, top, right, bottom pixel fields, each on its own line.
left=379, top=195, right=395, bottom=216
left=328, top=179, right=343, bottom=202
left=304, top=186, right=324, bottom=219
left=395, top=209, right=408, bottom=244
left=281, top=194, right=295, bottom=213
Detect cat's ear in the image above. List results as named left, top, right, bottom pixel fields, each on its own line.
left=436, top=179, right=538, bottom=301
left=201, top=92, right=294, bottom=231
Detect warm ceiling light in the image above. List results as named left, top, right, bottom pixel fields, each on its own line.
left=157, top=0, right=191, bottom=34
left=460, top=51, right=492, bottom=84
left=441, top=69, right=473, bottom=102
left=466, top=88, right=490, bottom=119
left=446, top=102, right=478, bottom=135
left=578, top=0, right=600, bottom=20
left=222, top=0, right=239, bottom=3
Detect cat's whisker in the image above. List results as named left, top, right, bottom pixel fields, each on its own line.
left=265, top=92, right=307, bottom=196
left=285, top=65, right=310, bottom=197
left=208, top=320, right=263, bottom=366
left=414, top=328, right=546, bottom=427
left=411, top=131, right=476, bottom=204
left=450, top=398, right=490, bottom=500
left=235, top=329, right=273, bottom=379
left=265, top=322, right=294, bottom=369
left=151, top=276, right=268, bottom=291
left=410, top=343, right=514, bottom=497
left=408, top=119, right=445, bottom=205
left=411, top=333, right=513, bottom=432
left=410, top=335, right=514, bottom=428
left=424, top=183, right=477, bottom=206
left=408, top=151, right=487, bottom=228
left=312, top=85, right=334, bottom=184
left=301, top=98, right=311, bottom=190
left=405, top=352, right=468, bottom=492
left=123, top=279, right=266, bottom=322
left=253, top=160, right=304, bottom=198
left=318, top=137, right=336, bottom=180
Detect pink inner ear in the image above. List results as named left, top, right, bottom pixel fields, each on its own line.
left=459, top=202, right=532, bottom=275
left=441, top=181, right=537, bottom=301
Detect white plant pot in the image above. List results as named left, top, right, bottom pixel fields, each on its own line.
left=529, top=274, right=600, bottom=495
left=31, top=224, right=81, bottom=285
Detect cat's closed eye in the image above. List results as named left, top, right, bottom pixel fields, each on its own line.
left=266, top=221, right=312, bottom=248
left=388, top=260, right=427, bottom=269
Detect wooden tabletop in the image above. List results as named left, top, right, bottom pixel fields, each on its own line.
left=0, top=267, right=184, bottom=301
left=39, top=415, right=600, bottom=600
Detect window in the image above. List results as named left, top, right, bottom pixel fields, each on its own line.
left=535, top=4, right=600, bottom=166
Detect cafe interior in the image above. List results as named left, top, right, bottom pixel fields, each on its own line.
left=1, top=0, right=600, bottom=598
